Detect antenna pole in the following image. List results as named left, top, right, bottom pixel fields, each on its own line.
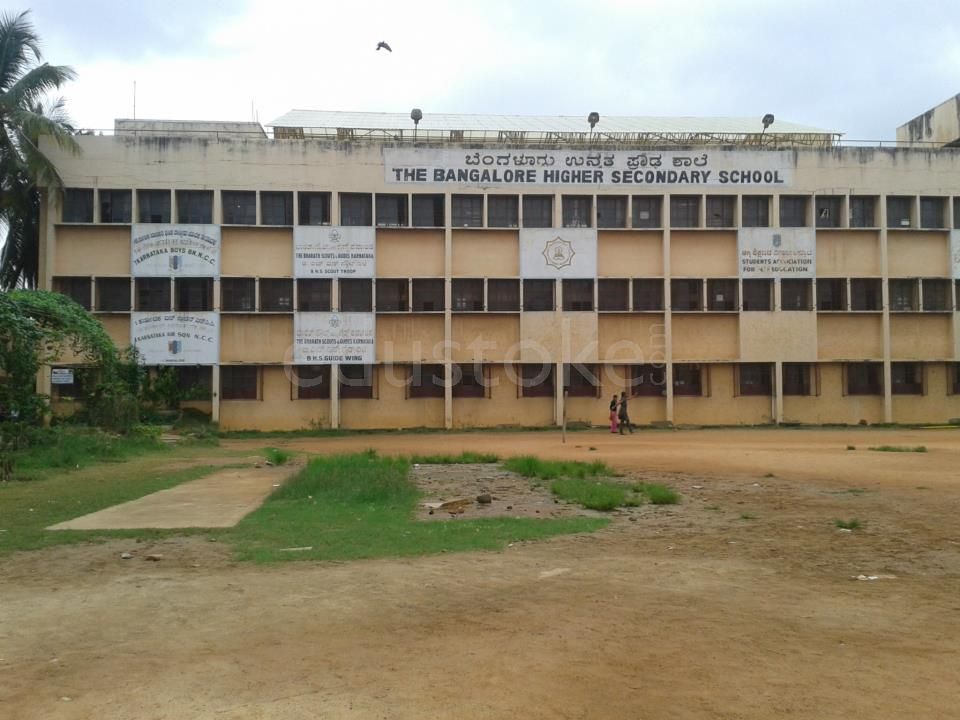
left=133, top=80, right=136, bottom=120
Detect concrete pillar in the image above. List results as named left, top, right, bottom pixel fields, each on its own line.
left=555, top=361, right=564, bottom=427
left=444, top=193, right=453, bottom=429
left=663, top=195, right=674, bottom=424
left=211, top=364, right=221, bottom=423
left=774, top=360, right=784, bottom=424
left=330, top=364, right=339, bottom=429
left=880, top=194, right=893, bottom=422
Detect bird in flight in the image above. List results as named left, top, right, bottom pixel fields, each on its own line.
left=376, top=41, right=392, bottom=52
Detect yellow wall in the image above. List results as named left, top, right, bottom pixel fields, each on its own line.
left=55, top=226, right=130, bottom=276
left=451, top=315, right=520, bottom=362
left=818, top=315, right=882, bottom=359
left=782, top=364, right=884, bottom=424
left=339, top=365, right=444, bottom=429
left=890, top=315, right=953, bottom=359
left=597, top=314, right=667, bottom=363
left=891, top=364, right=960, bottom=423
left=377, top=230, right=444, bottom=276
left=452, top=365, right=554, bottom=428
left=376, top=315, right=446, bottom=362
left=888, top=232, right=950, bottom=277
left=452, top=230, right=519, bottom=276
left=740, top=312, right=817, bottom=362
left=221, top=227, right=293, bottom=277
left=221, top=315, right=293, bottom=362
left=673, top=364, right=772, bottom=425
left=816, top=231, right=881, bottom=276
left=597, top=231, right=663, bottom=276
left=672, top=315, right=739, bottom=361
left=219, top=365, right=330, bottom=431
left=670, top=231, right=738, bottom=277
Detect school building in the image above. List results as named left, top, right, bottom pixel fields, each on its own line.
left=38, top=100, right=960, bottom=430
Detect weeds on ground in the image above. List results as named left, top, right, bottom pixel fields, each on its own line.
left=636, top=483, right=681, bottom=505
left=503, top=455, right=616, bottom=480
left=550, top=477, right=631, bottom=511
left=409, top=451, right=498, bottom=464
left=740, top=513, right=757, bottom=520
left=868, top=445, right=927, bottom=453
left=835, top=518, right=862, bottom=530
left=846, top=445, right=856, bottom=451
left=263, top=448, right=292, bottom=466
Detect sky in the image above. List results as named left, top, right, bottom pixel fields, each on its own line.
left=17, top=0, right=960, bottom=141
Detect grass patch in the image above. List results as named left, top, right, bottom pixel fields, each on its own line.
left=740, top=513, right=757, bottom=520
left=705, top=505, right=721, bottom=511
left=226, top=452, right=607, bottom=562
left=637, top=483, right=681, bottom=505
left=409, top=451, right=499, bottom=464
left=846, top=445, right=856, bottom=451
left=550, top=477, right=630, bottom=511
left=835, top=518, right=862, bottom=530
left=503, top=455, right=616, bottom=480
left=868, top=445, right=927, bottom=453
left=263, top=447, right=292, bottom=466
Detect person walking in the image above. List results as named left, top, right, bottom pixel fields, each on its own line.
left=608, top=394, right=619, bottom=433
left=618, top=391, right=634, bottom=434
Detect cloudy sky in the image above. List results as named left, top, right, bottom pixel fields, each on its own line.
left=20, top=0, right=960, bottom=140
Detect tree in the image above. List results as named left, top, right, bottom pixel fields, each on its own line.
left=0, top=10, right=79, bottom=289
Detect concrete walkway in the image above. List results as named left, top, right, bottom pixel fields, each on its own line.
left=49, top=465, right=292, bottom=530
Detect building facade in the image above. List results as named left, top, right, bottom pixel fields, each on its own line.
left=38, top=112, right=960, bottom=430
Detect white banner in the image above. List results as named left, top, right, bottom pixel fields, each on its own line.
left=132, top=224, right=220, bottom=276
left=294, top=312, right=375, bottom=364
left=131, top=312, right=219, bottom=365
left=738, top=228, right=815, bottom=277
left=294, top=226, right=375, bottom=278
left=951, top=230, right=960, bottom=279
left=520, top=228, right=597, bottom=278
left=384, top=148, right=794, bottom=187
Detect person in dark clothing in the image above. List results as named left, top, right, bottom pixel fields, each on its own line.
left=618, top=391, right=634, bottom=434
left=608, top=394, right=619, bottom=433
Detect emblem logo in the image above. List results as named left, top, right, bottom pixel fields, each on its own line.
left=168, top=340, right=182, bottom=355
left=543, top=237, right=575, bottom=270
left=772, top=233, right=782, bottom=248
left=169, top=255, right=182, bottom=270
left=329, top=228, right=342, bottom=243
left=329, top=313, right=341, bottom=329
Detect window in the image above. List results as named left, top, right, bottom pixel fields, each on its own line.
left=523, top=279, right=554, bottom=311
left=376, top=279, right=408, bottom=312
left=222, top=191, right=256, bottom=225
left=922, top=279, right=951, bottom=311
left=671, top=279, right=703, bottom=311
left=630, top=364, right=666, bottom=397
left=62, top=189, right=93, bottom=222
left=374, top=194, right=406, bottom=227
left=780, top=196, right=808, bottom=227
left=846, top=363, right=882, bottom=395
left=742, top=196, right=770, bottom=227
left=95, top=278, right=130, bottom=311
left=221, top=278, right=256, bottom=311
left=452, top=364, right=487, bottom=398
left=889, top=279, right=918, bottom=311
left=742, top=279, right=772, bottom=311
left=135, top=278, right=170, bottom=311
left=523, top=195, right=553, bottom=228
left=50, top=367, right=88, bottom=400
left=850, top=196, right=877, bottom=228
left=952, top=363, right=960, bottom=394
left=221, top=366, right=259, bottom=400
left=520, top=363, right=554, bottom=397
left=340, top=279, right=373, bottom=311
left=293, top=365, right=330, bottom=400
left=633, top=279, right=664, bottom=311
left=175, top=278, right=213, bottom=311
left=737, top=363, right=772, bottom=396
left=705, top=196, right=734, bottom=227
left=488, top=279, right=520, bottom=311
left=850, top=279, right=881, bottom=311
left=597, top=196, right=627, bottom=228
left=919, top=197, right=945, bottom=229
left=412, top=194, right=444, bottom=227
left=53, top=276, right=91, bottom=309
left=955, top=198, right=960, bottom=229
left=452, top=279, right=484, bottom=311
left=176, top=190, right=213, bottom=223
left=261, top=191, right=293, bottom=225
left=339, top=364, right=373, bottom=399
left=707, top=279, right=737, bottom=311
left=815, top=196, right=842, bottom=228
left=817, top=278, right=847, bottom=311
left=297, top=279, right=331, bottom=311
left=175, top=366, right=212, bottom=398
left=99, top=190, right=131, bottom=223
left=488, top=195, right=518, bottom=227
left=632, top=196, right=662, bottom=228
left=672, top=364, right=702, bottom=396
left=452, top=195, right=483, bottom=227
left=670, top=195, right=700, bottom=228
left=562, top=279, right=594, bottom=311
left=781, top=279, right=812, bottom=311
left=886, top=196, right=912, bottom=228
left=137, top=190, right=171, bottom=223
left=562, top=196, right=592, bottom=227
left=564, top=364, right=599, bottom=397
left=298, top=192, right=331, bottom=225
left=409, top=364, right=444, bottom=398
left=891, top=362, right=923, bottom=395
left=783, top=363, right=812, bottom=396
left=598, top=279, right=629, bottom=311
left=341, top=193, right=372, bottom=226
left=260, top=278, right=293, bottom=312
left=412, top=279, right=444, bottom=311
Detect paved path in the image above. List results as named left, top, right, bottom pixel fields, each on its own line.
left=49, top=466, right=291, bottom=530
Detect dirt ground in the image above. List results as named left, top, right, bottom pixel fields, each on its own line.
left=2, top=428, right=960, bottom=719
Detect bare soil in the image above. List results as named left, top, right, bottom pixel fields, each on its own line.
left=2, top=428, right=959, bottom=719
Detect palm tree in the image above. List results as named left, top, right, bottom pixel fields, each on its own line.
left=0, top=10, right=79, bottom=289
